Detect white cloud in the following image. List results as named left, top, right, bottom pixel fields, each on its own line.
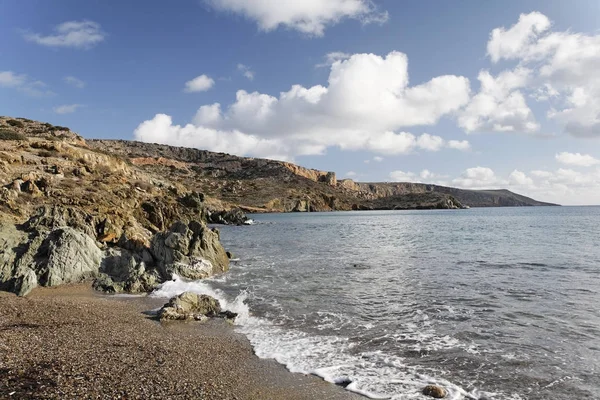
left=184, top=75, right=215, bottom=92
left=452, top=166, right=505, bottom=189
left=345, top=171, right=357, bottom=177
left=205, top=0, right=388, bottom=36
left=555, top=152, right=600, bottom=167
left=416, top=133, right=444, bottom=151
left=483, top=12, right=600, bottom=137
left=316, top=52, right=351, bottom=68
left=487, top=12, right=551, bottom=63
left=139, top=51, right=470, bottom=159
left=134, top=114, right=291, bottom=161
left=458, top=68, right=539, bottom=134
left=509, top=169, right=534, bottom=186
left=24, top=20, right=105, bottom=49
left=64, top=76, right=86, bottom=88
left=237, top=64, right=254, bottom=81
left=0, top=71, right=27, bottom=87
left=53, top=104, right=82, bottom=114
left=373, top=156, right=384, bottom=162
left=389, top=170, right=417, bottom=182
left=0, top=70, right=52, bottom=97
left=447, top=140, right=471, bottom=151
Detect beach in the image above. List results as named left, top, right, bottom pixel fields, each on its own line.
left=0, top=284, right=361, bottom=399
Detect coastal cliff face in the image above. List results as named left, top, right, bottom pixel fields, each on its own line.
left=0, top=117, right=231, bottom=296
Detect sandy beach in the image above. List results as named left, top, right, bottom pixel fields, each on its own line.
left=0, top=284, right=360, bottom=399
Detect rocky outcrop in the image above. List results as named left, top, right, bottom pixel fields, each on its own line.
left=150, top=221, right=229, bottom=281
left=0, top=223, right=103, bottom=296
left=158, top=291, right=237, bottom=321
left=0, top=207, right=230, bottom=296
left=207, top=208, right=248, bottom=225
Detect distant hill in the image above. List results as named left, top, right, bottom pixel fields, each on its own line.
left=0, top=116, right=558, bottom=225
left=87, top=139, right=558, bottom=211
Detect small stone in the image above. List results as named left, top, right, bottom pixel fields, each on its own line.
left=423, top=385, right=447, bottom=398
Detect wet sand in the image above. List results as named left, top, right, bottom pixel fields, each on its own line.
left=0, top=284, right=361, bottom=399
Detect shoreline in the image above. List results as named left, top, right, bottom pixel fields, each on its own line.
left=0, top=284, right=363, bottom=400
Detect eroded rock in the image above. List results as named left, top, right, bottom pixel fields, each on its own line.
left=423, top=385, right=447, bottom=398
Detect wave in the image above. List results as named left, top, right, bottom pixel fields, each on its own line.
left=150, top=276, right=517, bottom=400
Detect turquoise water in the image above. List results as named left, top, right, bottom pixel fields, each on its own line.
left=206, top=207, right=600, bottom=399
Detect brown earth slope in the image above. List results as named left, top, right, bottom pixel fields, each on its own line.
left=0, top=116, right=557, bottom=226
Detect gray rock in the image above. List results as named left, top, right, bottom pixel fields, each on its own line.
left=151, top=221, right=229, bottom=280
left=38, top=227, right=103, bottom=287
left=158, top=291, right=221, bottom=321
left=14, top=268, right=38, bottom=297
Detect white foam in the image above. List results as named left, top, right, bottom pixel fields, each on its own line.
left=150, top=276, right=511, bottom=400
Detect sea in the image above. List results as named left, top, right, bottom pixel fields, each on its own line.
left=151, top=207, right=600, bottom=399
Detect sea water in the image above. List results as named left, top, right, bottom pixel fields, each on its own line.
left=152, top=207, right=600, bottom=399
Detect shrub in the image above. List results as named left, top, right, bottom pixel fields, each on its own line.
left=0, top=129, right=26, bottom=140
left=50, top=125, right=70, bottom=131
left=6, top=119, right=24, bottom=128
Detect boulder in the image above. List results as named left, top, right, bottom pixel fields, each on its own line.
left=93, top=247, right=160, bottom=293
left=151, top=221, right=229, bottom=280
left=159, top=292, right=221, bottom=321
left=37, top=227, right=103, bottom=287
left=207, top=208, right=248, bottom=225
left=423, top=385, right=447, bottom=398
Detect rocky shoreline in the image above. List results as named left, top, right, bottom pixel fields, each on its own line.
left=0, top=284, right=362, bottom=400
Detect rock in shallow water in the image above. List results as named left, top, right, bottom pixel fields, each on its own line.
left=158, top=291, right=238, bottom=322
left=423, top=385, right=447, bottom=398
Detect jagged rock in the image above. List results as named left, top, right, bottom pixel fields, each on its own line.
left=158, top=292, right=221, bottom=321
left=94, top=247, right=160, bottom=293
left=37, top=227, right=103, bottom=287
left=151, top=221, right=229, bottom=280
left=207, top=208, right=248, bottom=225
left=14, top=268, right=38, bottom=297
left=423, top=385, right=447, bottom=398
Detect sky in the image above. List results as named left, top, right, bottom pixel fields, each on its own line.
left=2, top=0, right=600, bottom=205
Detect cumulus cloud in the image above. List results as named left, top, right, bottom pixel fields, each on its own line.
left=24, top=20, right=105, bottom=49
left=137, top=51, right=470, bottom=159
left=53, top=104, right=82, bottom=114
left=389, top=170, right=417, bottom=182
left=487, top=12, right=551, bottom=63
left=452, top=166, right=506, bottom=189
left=509, top=169, right=534, bottom=186
left=64, top=76, right=86, bottom=88
left=184, top=75, right=215, bottom=92
left=416, top=133, right=444, bottom=151
left=237, top=64, right=254, bottom=81
left=373, top=156, right=384, bottom=162
left=458, top=67, right=539, bottom=134
left=134, top=114, right=290, bottom=161
left=555, top=152, right=600, bottom=167
left=447, top=140, right=471, bottom=151
left=481, top=12, right=600, bottom=137
left=205, top=0, right=388, bottom=36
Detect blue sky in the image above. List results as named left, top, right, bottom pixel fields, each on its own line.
left=2, top=0, right=600, bottom=204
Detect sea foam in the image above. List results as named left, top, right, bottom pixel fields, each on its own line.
left=149, top=275, right=508, bottom=399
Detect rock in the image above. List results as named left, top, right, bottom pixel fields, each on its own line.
left=37, top=227, right=103, bottom=287
left=14, top=268, right=38, bottom=297
left=423, top=385, right=447, bottom=398
left=207, top=208, right=248, bottom=225
left=226, top=251, right=234, bottom=259
left=151, top=220, right=229, bottom=280
left=292, top=199, right=311, bottom=212
left=158, top=292, right=221, bottom=321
